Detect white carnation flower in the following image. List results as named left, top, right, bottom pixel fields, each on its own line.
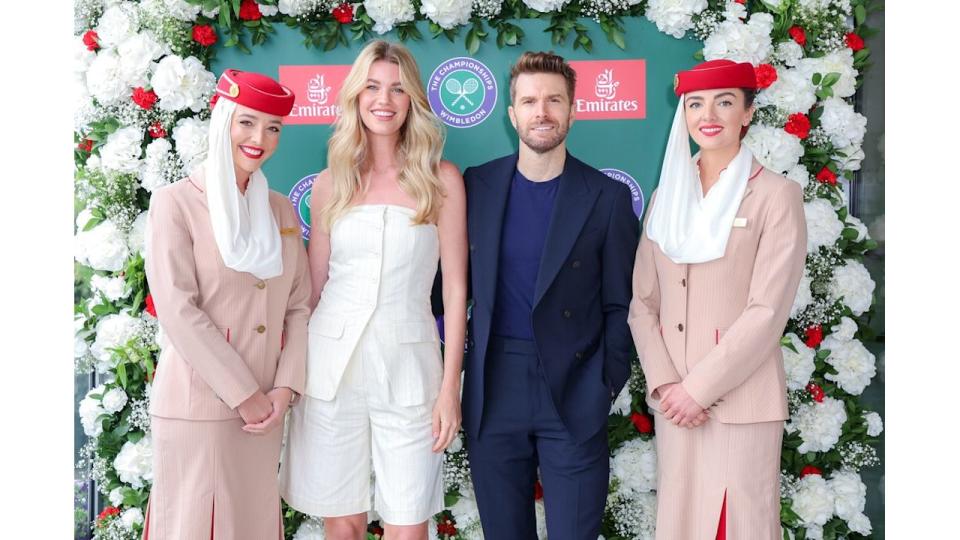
left=797, top=0, right=831, bottom=12
left=172, top=116, right=210, bottom=169
left=703, top=12, right=774, bottom=64
left=128, top=211, right=149, bottom=255
left=75, top=333, right=91, bottom=358
left=522, top=0, right=572, bottom=12
left=610, top=384, right=632, bottom=415
left=847, top=511, right=872, bottom=535
left=120, top=507, right=144, bottom=530
left=797, top=49, right=858, bottom=99
left=791, top=474, right=835, bottom=529
left=862, top=411, right=883, bottom=437
left=743, top=124, right=804, bottom=173
left=75, top=35, right=96, bottom=75
left=86, top=49, right=130, bottom=104
left=108, top=487, right=125, bottom=507
left=113, top=435, right=153, bottom=488
left=803, top=199, right=843, bottom=253
left=79, top=385, right=108, bottom=437
left=611, top=437, right=657, bottom=495
left=782, top=333, right=815, bottom=391
left=791, top=269, right=813, bottom=319
left=805, top=524, right=824, bottom=540
left=785, top=163, right=810, bottom=190
left=833, top=144, right=865, bottom=172
left=91, top=274, right=131, bottom=302
left=775, top=40, right=803, bottom=67
left=77, top=219, right=132, bottom=272
left=447, top=433, right=464, bottom=453
left=292, top=517, right=325, bottom=540
left=723, top=0, right=746, bottom=21
left=100, top=126, right=144, bottom=173
left=822, top=335, right=875, bottom=395
left=819, top=97, right=867, bottom=149
left=644, top=0, right=708, bottom=39
left=828, top=259, right=875, bottom=315
left=117, top=31, right=167, bottom=88
left=161, top=0, right=202, bottom=21
left=755, top=68, right=816, bottom=114
left=535, top=499, right=548, bottom=539
left=259, top=3, right=280, bottom=16
left=140, top=138, right=177, bottom=192
left=96, top=3, right=140, bottom=47
left=786, top=396, right=847, bottom=453
left=420, top=0, right=472, bottom=30
left=365, top=0, right=417, bottom=34
left=449, top=490, right=483, bottom=534
left=102, top=387, right=129, bottom=413
left=151, top=55, right=216, bottom=112
left=830, top=317, right=858, bottom=341
left=828, top=470, right=866, bottom=520
left=91, top=312, right=143, bottom=369
left=279, top=0, right=319, bottom=16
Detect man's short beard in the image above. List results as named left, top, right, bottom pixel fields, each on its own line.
left=519, top=124, right=569, bottom=154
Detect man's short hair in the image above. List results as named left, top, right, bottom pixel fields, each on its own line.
left=509, top=51, right=577, bottom=104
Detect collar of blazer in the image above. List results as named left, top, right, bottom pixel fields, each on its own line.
left=741, top=159, right=764, bottom=202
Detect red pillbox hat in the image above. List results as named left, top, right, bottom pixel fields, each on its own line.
left=674, top=59, right=757, bottom=96
left=214, top=69, right=295, bottom=116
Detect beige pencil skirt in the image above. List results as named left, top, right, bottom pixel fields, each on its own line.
left=653, top=412, right=784, bottom=540
left=142, top=416, right=284, bottom=540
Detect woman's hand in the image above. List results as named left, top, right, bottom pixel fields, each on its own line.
left=660, top=383, right=709, bottom=428
left=242, top=387, right=292, bottom=435
left=431, top=385, right=462, bottom=453
left=237, top=390, right=272, bottom=425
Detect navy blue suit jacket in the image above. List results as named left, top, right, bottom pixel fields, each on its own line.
left=462, top=152, right=640, bottom=443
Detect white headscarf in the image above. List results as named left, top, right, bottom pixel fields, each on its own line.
left=202, top=99, right=283, bottom=279
left=645, top=97, right=753, bottom=264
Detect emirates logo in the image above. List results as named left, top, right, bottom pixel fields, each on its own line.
left=307, top=74, right=332, bottom=105
left=595, top=69, right=621, bottom=101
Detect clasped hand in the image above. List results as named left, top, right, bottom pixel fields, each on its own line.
left=238, top=388, right=292, bottom=435
left=658, top=383, right=709, bottom=428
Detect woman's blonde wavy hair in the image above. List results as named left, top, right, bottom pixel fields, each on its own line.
left=320, top=40, right=446, bottom=230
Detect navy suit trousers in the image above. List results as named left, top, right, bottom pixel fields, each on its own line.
left=467, top=337, right=609, bottom=540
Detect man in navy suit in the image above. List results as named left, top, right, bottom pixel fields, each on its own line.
left=462, top=51, right=640, bottom=540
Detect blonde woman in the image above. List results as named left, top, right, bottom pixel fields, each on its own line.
left=279, top=40, right=467, bottom=540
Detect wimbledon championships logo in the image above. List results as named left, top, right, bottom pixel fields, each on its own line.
left=288, top=174, right=316, bottom=240
left=428, top=57, right=497, bottom=128
left=601, top=168, right=645, bottom=219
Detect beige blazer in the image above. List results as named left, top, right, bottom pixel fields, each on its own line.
left=629, top=161, right=806, bottom=423
left=145, top=175, right=312, bottom=420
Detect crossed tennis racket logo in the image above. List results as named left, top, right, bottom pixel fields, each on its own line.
left=445, top=76, right=481, bottom=110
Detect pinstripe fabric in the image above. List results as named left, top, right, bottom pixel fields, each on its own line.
left=302, top=204, right=443, bottom=406
left=145, top=176, right=312, bottom=419
left=144, top=417, right=284, bottom=540
left=628, top=161, right=806, bottom=538
left=142, top=175, right=311, bottom=539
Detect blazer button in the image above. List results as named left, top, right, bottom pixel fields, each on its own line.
left=571, top=260, right=581, bottom=269
left=255, top=281, right=266, bottom=289
left=681, top=278, right=686, bottom=287
left=677, top=323, right=684, bottom=332
left=256, top=325, right=266, bottom=334
left=563, top=309, right=572, bottom=319
left=575, top=351, right=583, bottom=360
left=469, top=244, right=476, bottom=252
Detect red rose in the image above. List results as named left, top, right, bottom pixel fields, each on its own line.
left=804, top=325, right=823, bottom=348
left=630, top=412, right=654, bottom=433
left=784, top=113, right=811, bottom=140
left=96, top=506, right=120, bottom=525
left=806, top=383, right=825, bottom=403
left=78, top=139, right=94, bottom=153
left=192, top=24, right=218, bottom=47
left=369, top=525, right=384, bottom=536
left=437, top=517, right=458, bottom=536
left=845, top=32, right=865, bottom=52
left=238, top=0, right=263, bottom=21
left=816, top=166, right=838, bottom=185
left=148, top=122, right=167, bottom=139
left=800, top=465, right=823, bottom=477
left=332, top=3, right=354, bottom=24
left=534, top=480, right=544, bottom=500
left=788, top=26, right=807, bottom=47
left=82, top=30, right=100, bottom=51
left=754, top=64, right=778, bottom=89
left=145, top=293, right=157, bottom=317
left=132, top=87, right=158, bottom=110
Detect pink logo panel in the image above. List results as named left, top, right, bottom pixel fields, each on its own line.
left=569, top=60, right=646, bottom=120
left=279, top=65, right=353, bottom=125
